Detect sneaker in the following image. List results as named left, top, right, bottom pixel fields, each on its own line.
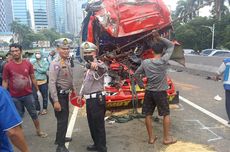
left=37, top=111, right=41, bottom=115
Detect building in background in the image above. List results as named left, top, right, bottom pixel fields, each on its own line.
left=0, top=0, right=7, bottom=33
left=47, top=0, right=56, bottom=29
left=55, top=0, right=68, bottom=33
left=12, top=0, right=30, bottom=26
left=3, top=0, right=87, bottom=34
left=66, top=0, right=76, bottom=34
left=66, top=0, right=87, bottom=36
left=3, top=0, right=13, bottom=32
left=77, top=0, right=87, bottom=34
left=0, top=0, right=13, bottom=33
left=33, top=0, right=48, bottom=31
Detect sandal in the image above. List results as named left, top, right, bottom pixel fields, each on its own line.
left=148, top=136, right=158, bottom=144
left=37, top=131, right=48, bottom=138
left=163, top=136, right=177, bottom=145
left=37, top=111, right=41, bottom=115
left=41, top=110, right=47, bottom=115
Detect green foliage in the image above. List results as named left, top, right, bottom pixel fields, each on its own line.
left=10, top=21, right=62, bottom=49
left=40, top=28, right=61, bottom=44
left=174, top=14, right=230, bottom=51
left=173, top=0, right=230, bottom=51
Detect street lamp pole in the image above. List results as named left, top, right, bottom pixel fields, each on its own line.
left=202, top=24, right=215, bottom=49
left=211, top=24, right=215, bottom=49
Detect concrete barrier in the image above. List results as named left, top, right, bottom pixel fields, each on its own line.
left=169, top=55, right=226, bottom=77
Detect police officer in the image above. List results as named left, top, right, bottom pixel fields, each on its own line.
left=215, top=58, right=230, bottom=124
left=79, top=41, right=108, bottom=152
left=49, top=38, right=75, bottom=152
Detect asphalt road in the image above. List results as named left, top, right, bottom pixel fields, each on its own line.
left=13, top=62, right=230, bottom=152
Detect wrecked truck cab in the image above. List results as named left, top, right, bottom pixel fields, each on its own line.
left=80, top=0, right=180, bottom=110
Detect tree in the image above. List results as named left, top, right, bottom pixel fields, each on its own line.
left=174, top=0, right=213, bottom=22
left=40, top=28, right=61, bottom=45
left=213, top=0, right=230, bottom=20
left=10, top=22, right=63, bottom=49
left=10, top=21, right=32, bottom=44
left=174, top=14, right=230, bottom=50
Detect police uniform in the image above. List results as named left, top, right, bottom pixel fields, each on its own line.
left=80, top=42, right=108, bottom=152
left=49, top=38, right=74, bottom=152
left=216, top=58, right=230, bottom=123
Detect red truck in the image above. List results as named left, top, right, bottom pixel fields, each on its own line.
left=81, top=0, right=181, bottom=110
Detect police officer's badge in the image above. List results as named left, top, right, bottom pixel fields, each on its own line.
left=84, top=42, right=90, bottom=49
left=63, top=39, right=68, bottom=45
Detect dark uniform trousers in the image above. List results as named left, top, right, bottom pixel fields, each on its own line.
left=50, top=93, right=69, bottom=146
left=86, top=92, right=107, bottom=152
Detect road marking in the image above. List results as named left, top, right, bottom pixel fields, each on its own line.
left=65, top=107, right=79, bottom=148
left=185, top=120, right=222, bottom=142
left=179, top=96, right=230, bottom=128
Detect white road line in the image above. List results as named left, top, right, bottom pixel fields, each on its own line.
left=185, top=119, right=223, bottom=142
left=65, top=107, right=79, bottom=148
left=179, top=96, right=230, bottom=128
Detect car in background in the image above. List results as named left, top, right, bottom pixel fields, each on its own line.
left=183, top=49, right=198, bottom=55
left=208, top=50, right=230, bottom=57
left=200, top=49, right=216, bottom=56
left=69, top=49, right=76, bottom=59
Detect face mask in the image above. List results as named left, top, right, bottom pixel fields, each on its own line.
left=83, top=55, right=94, bottom=62
left=35, top=54, right=41, bottom=59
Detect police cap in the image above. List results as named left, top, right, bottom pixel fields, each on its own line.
left=81, top=41, right=97, bottom=53
left=54, top=38, right=72, bottom=48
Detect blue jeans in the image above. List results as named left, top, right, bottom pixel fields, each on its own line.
left=225, top=90, right=230, bottom=121
left=12, top=94, right=38, bottom=120
left=33, top=83, right=48, bottom=111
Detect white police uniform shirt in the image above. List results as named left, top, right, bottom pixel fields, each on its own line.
left=81, top=61, right=107, bottom=95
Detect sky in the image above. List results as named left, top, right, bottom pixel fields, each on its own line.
left=163, top=0, right=178, bottom=11
left=163, top=0, right=211, bottom=17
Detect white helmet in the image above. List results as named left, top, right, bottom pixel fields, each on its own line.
left=80, top=41, right=98, bottom=53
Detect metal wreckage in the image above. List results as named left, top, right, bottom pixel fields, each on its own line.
left=80, top=0, right=185, bottom=110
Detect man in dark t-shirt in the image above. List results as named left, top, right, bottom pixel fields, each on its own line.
left=2, top=43, right=48, bottom=138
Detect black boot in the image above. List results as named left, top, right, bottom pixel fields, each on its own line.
left=55, top=137, right=72, bottom=145
left=86, top=144, right=97, bottom=151
left=56, top=145, right=69, bottom=152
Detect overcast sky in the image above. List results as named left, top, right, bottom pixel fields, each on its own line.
left=163, top=0, right=211, bottom=16
left=163, top=0, right=178, bottom=11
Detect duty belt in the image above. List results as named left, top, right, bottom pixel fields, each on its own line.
left=84, top=91, right=106, bottom=100
left=59, top=89, right=71, bottom=94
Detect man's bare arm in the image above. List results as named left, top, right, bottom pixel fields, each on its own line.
left=7, top=125, right=29, bottom=152
left=30, top=74, right=39, bottom=91
left=2, top=79, right=8, bottom=89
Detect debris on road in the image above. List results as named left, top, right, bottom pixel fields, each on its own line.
left=161, top=141, right=216, bottom=152
left=214, top=95, right=222, bottom=101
